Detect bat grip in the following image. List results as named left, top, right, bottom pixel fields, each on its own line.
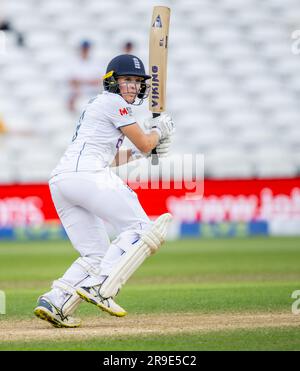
left=151, top=113, right=160, bottom=165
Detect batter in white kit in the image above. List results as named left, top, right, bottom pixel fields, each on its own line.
left=34, top=54, right=175, bottom=328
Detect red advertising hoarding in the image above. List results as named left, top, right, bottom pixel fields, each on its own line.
left=0, top=178, right=300, bottom=227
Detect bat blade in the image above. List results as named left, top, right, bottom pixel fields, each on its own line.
left=149, top=6, right=171, bottom=165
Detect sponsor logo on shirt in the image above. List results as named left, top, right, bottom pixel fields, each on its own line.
left=119, top=107, right=133, bottom=116
left=119, top=107, right=129, bottom=116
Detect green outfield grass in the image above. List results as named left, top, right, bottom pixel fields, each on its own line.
left=0, top=237, right=300, bottom=350
left=1, top=327, right=299, bottom=351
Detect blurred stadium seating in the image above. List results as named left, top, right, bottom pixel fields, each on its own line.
left=1, top=0, right=300, bottom=182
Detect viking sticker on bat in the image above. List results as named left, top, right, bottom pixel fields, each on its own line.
left=151, top=66, right=160, bottom=108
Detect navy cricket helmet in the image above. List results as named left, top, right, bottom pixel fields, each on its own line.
left=103, top=54, right=151, bottom=104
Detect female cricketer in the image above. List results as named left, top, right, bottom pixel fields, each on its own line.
left=34, top=54, right=174, bottom=328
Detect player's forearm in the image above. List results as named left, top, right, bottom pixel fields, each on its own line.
left=120, top=123, right=160, bottom=154
left=137, top=131, right=160, bottom=153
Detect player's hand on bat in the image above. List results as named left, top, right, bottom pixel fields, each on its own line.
left=156, top=137, right=172, bottom=158
left=144, top=113, right=175, bottom=140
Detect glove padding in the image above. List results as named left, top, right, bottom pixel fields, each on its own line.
left=156, top=137, right=172, bottom=158
left=144, top=113, right=175, bottom=140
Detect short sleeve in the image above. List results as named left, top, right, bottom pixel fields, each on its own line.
left=106, top=94, right=136, bottom=129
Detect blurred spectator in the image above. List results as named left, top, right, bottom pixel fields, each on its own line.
left=0, top=19, right=11, bottom=31
left=0, top=113, right=36, bottom=137
left=0, top=115, right=7, bottom=134
left=0, top=18, right=25, bottom=46
left=67, top=40, right=101, bottom=113
left=122, top=41, right=134, bottom=54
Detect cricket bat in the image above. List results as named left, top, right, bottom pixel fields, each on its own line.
left=149, top=6, right=171, bottom=165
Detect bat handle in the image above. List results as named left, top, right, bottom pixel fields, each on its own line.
left=151, top=112, right=160, bottom=165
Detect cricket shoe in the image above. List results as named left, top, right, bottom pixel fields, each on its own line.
left=34, top=296, right=81, bottom=328
left=76, top=285, right=127, bottom=317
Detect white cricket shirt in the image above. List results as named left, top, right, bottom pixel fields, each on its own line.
left=50, top=91, right=136, bottom=177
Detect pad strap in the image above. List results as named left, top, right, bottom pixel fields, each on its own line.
left=74, top=257, right=102, bottom=279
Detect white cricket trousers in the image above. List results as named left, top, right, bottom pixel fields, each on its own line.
left=47, top=169, right=150, bottom=300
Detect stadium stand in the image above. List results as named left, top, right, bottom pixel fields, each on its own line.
left=0, top=0, right=300, bottom=182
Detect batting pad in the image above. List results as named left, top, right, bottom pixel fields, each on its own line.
left=100, top=213, right=172, bottom=298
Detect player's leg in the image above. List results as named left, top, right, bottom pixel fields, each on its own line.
left=51, top=171, right=151, bottom=312
left=34, top=280, right=82, bottom=328
left=99, top=212, right=172, bottom=298
left=34, top=180, right=126, bottom=328
left=51, top=180, right=127, bottom=317
left=60, top=170, right=172, bottom=302
left=77, top=212, right=172, bottom=304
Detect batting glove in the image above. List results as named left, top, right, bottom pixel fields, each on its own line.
left=156, top=137, right=172, bottom=158
left=144, top=113, right=175, bottom=140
